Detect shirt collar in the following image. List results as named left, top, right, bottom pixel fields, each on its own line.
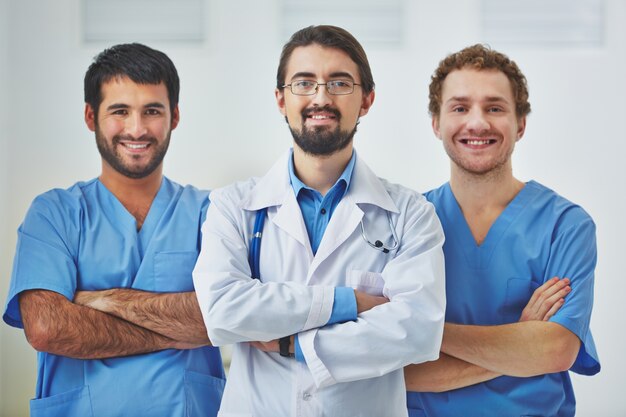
left=241, top=149, right=398, bottom=213
left=288, top=148, right=356, bottom=197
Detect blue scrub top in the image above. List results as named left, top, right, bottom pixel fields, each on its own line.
left=407, top=181, right=599, bottom=417
left=4, top=177, right=225, bottom=417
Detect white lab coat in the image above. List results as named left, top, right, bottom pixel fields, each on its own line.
left=194, top=151, right=446, bottom=417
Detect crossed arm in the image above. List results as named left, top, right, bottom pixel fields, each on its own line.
left=73, top=289, right=209, bottom=345
left=19, top=289, right=200, bottom=359
left=404, top=277, right=580, bottom=392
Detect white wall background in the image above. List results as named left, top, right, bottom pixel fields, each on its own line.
left=0, top=0, right=7, bottom=408
left=1, top=0, right=624, bottom=416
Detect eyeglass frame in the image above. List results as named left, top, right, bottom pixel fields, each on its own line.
left=281, top=79, right=362, bottom=96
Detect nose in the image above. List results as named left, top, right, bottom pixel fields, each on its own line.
left=125, top=113, right=148, bottom=139
left=311, top=83, right=333, bottom=107
left=465, top=109, right=490, bottom=133
left=466, top=109, right=491, bottom=133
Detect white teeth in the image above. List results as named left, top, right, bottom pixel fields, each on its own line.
left=466, top=140, right=490, bottom=145
left=125, top=143, right=148, bottom=149
left=311, top=114, right=331, bottom=119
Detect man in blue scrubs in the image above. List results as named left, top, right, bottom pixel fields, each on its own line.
left=405, top=44, right=600, bottom=416
left=3, top=43, right=224, bottom=416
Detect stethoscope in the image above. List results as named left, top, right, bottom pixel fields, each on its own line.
left=248, top=207, right=399, bottom=278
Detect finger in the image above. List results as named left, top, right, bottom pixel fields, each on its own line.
left=527, top=278, right=569, bottom=315
left=542, top=298, right=565, bottom=321
left=534, top=284, right=571, bottom=319
left=524, top=277, right=561, bottom=317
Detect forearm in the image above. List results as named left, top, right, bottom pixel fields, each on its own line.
left=75, top=289, right=210, bottom=345
left=442, top=321, right=580, bottom=377
left=20, top=290, right=189, bottom=359
left=405, top=352, right=501, bottom=393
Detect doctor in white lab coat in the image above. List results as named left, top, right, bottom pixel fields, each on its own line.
left=193, top=25, right=446, bottom=417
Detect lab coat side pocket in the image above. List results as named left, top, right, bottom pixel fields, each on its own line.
left=30, top=385, right=94, bottom=417
left=154, top=251, right=198, bottom=292
left=184, top=370, right=226, bottom=417
left=347, top=269, right=385, bottom=296
left=502, top=278, right=540, bottom=323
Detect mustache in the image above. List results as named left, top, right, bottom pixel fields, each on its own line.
left=301, top=105, right=341, bottom=119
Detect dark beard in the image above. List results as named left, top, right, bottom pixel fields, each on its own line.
left=288, top=106, right=357, bottom=156
left=95, top=125, right=170, bottom=179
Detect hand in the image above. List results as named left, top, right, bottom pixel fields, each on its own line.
left=519, top=277, right=570, bottom=322
left=355, top=290, right=389, bottom=314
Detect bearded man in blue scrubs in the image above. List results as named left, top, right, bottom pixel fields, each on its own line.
left=3, top=43, right=225, bottom=416
left=405, top=44, right=600, bottom=416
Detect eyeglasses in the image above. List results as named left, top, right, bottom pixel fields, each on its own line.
left=282, top=80, right=361, bottom=96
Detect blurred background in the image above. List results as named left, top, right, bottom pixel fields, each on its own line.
left=1, top=0, right=624, bottom=415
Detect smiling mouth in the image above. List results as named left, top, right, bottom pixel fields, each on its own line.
left=306, top=113, right=337, bottom=121
left=122, top=142, right=149, bottom=150
left=461, top=139, right=496, bottom=145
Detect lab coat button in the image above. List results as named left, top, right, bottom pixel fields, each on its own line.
left=302, top=392, right=312, bottom=401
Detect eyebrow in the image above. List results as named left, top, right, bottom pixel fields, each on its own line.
left=106, top=102, right=166, bottom=111
left=290, top=71, right=356, bottom=81
left=445, top=96, right=510, bottom=104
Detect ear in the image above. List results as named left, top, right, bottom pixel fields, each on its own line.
left=84, top=104, right=96, bottom=132
left=275, top=87, right=287, bottom=116
left=516, top=116, right=526, bottom=141
left=432, top=116, right=442, bottom=140
left=171, top=105, right=180, bottom=130
left=358, top=90, right=375, bottom=117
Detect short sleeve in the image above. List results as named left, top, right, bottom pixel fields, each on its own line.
left=546, top=210, right=600, bottom=375
left=3, top=194, right=79, bottom=328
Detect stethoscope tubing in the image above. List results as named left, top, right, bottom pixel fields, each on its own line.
left=249, top=207, right=397, bottom=279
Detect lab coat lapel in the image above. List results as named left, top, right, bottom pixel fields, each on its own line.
left=307, top=155, right=398, bottom=282
left=308, top=197, right=363, bottom=281
left=272, top=190, right=312, bottom=255
left=242, top=151, right=313, bottom=257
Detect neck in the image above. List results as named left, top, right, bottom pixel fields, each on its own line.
left=292, top=144, right=352, bottom=196
left=99, top=162, right=163, bottom=228
left=449, top=162, right=524, bottom=245
left=449, top=162, right=524, bottom=218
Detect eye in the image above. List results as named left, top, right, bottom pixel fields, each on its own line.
left=145, top=108, right=162, bottom=116
left=292, top=80, right=316, bottom=89
left=111, top=109, right=128, bottom=116
left=487, top=106, right=503, bottom=113
left=452, top=106, right=467, bottom=113
left=329, top=80, right=351, bottom=88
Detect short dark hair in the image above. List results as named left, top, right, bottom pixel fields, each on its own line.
left=276, top=25, right=375, bottom=94
left=429, top=44, right=530, bottom=118
left=84, top=43, right=179, bottom=118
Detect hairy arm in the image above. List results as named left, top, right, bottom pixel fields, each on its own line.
left=442, top=320, right=580, bottom=377
left=20, top=289, right=198, bottom=359
left=405, top=277, right=572, bottom=392
left=74, top=289, right=210, bottom=345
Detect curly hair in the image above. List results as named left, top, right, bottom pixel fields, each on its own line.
left=428, top=44, right=530, bottom=118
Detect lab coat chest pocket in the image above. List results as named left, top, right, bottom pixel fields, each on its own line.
left=502, top=278, right=540, bottom=322
left=30, top=385, right=94, bottom=417
left=347, top=269, right=385, bottom=296
left=153, top=251, right=198, bottom=292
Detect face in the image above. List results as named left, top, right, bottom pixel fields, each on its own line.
left=433, top=68, right=526, bottom=177
left=275, top=44, right=374, bottom=156
left=84, top=76, right=179, bottom=179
